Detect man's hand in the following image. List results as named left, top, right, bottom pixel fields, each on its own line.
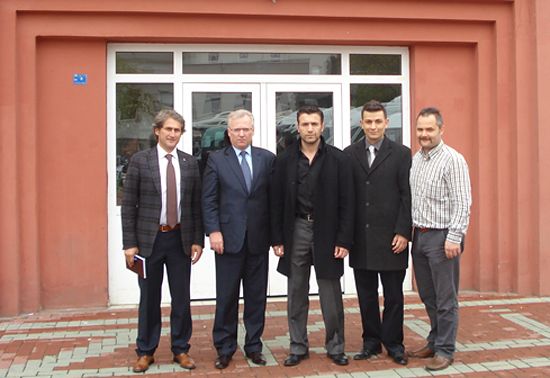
left=334, top=246, right=349, bottom=259
left=209, top=232, right=224, bottom=254
left=392, top=234, right=408, bottom=254
left=124, top=247, right=139, bottom=267
left=191, top=244, right=203, bottom=264
left=445, top=240, right=461, bottom=259
left=273, top=244, right=284, bottom=257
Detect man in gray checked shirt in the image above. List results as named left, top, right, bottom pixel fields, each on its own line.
left=408, top=107, right=472, bottom=371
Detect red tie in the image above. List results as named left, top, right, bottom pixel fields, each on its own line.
left=166, top=154, right=177, bottom=227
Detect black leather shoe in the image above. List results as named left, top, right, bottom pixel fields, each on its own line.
left=353, top=349, right=381, bottom=360
left=283, top=353, right=309, bottom=367
left=327, top=353, right=349, bottom=366
left=246, top=351, right=267, bottom=366
left=390, top=353, right=408, bottom=365
left=215, top=355, right=232, bottom=369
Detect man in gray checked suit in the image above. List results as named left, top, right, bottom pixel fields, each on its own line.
left=122, top=109, right=204, bottom=373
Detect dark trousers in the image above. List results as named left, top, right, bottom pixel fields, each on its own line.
left=412, top=229, right=460, bottom=359
left=287, top=218, right=345, bottom=356
left=136, top=228, right=192, bottom=356
left=354, top=268, right=406, bottom=356
left=213, top=241, right=268, bottom=357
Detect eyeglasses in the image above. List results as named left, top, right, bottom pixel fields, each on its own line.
left=229, top=128, right=253, bottom=134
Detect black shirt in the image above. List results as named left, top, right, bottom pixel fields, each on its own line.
left=296, top=138, right=326, bottom=216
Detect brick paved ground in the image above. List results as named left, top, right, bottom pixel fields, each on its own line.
left=1, top=292, right=550, bottom=377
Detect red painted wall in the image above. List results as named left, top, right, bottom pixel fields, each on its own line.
left=0, top=0, right=548, bottom=316
left=36, top=39, right=107, bottom=308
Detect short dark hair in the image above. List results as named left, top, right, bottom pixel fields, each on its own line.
left=153, top=109, right=185, bottom=132
left=361, top=100, right=387, bottom=119
left=297, top=105, right=324, bottom=124
left=416, top=107, right=443, bottom=127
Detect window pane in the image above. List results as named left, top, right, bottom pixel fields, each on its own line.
left=276, top=92, right=334, bottom=154
left=116, top=52, right=173, bottom=74
left=350, top=84, right=402, bottom=144
left=116, top=83, right=174, bottom=205
left=350, top=54, right=401, bottom=75
left=192, top=92, right=253, bottom=173
left=183, top=52, right=341, bottom=74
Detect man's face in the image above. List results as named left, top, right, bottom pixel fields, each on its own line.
left=361, top=110, right=388, bottom=144
left=228, top=116, right=254, bottom=150
left=297, top=113, right=324, bottom=146
left=416, top=114, right=443, bottom=151
left=154, top=117, right=183, bottom=152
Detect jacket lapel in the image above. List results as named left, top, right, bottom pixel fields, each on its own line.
left=147, top=148, right=161, bottom=194
left=177, top=150, right=188, bottom=198
left=250, top=146, right=267, bottom=193
left=368, top=137, right=391, bottom=174
left=287, top=143, right=299, bottom=209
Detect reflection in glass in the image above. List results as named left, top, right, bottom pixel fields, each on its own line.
left=350, top=54, right=401, bottom=75
left=191, top=92, right=253, bottom=173
left=183, top=52, right=341, bottom=75
left=350, top=84, right=402, bottom=144
left=116, top=52, right=173, bottom=74
left=275, top=92, right=334, bottom=154
left=116, top=83, right=173, bottom=204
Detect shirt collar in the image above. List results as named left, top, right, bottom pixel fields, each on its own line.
left=232, top=144, right=252, bottom=157
left=298, top=136, right=326, bottom=156
left=365, top=137, right=384, bottom=150
left=157, top=144, right=177, bottom=158
left=421, top=141, right=445, bottom=160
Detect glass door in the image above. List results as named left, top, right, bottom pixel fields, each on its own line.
left=182, top=83, right=261, bottom=299
left=265, top=84, right=350, bottom=296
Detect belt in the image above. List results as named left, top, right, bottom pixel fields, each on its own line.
left=297, top=213, right=314, bottom=222
left=415, top=227, right=445, bottom=233
left=159, top=224, right=180, bottom=232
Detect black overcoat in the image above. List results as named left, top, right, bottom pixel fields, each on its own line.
left=271, top=140, right=354, bottom=279
left=344, top=137, right=412, bottom=271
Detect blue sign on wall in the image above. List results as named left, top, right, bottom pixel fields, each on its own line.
left=73, top=74, right=87, bottom=85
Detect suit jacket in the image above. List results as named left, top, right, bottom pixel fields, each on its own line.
left=271, top=140, right=354, bottom=279
left=344, top=137, right=412, bottom=271
left=202, top=146, right=275, bottom=254
left=121, top=147, right=204, bottom=257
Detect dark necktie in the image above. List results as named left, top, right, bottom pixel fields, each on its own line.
left=240, top=150, right=252, bottom=193
left=368, top=146, right=377, bottom=167
left=166, top=154, right=177, bottom=227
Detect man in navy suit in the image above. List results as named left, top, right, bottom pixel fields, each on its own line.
left=122, top=109, right=204, bottom=373
left=202, top=109, right=275, bottom=369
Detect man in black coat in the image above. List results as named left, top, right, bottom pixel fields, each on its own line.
left=271, top=105, right=354, bottom=367
left=344, top=100, right=412, bottom=366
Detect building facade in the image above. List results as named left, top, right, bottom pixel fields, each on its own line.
left=1, top=0, right=549, bottom=316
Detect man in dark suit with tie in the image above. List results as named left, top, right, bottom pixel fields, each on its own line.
left=202, top=109, right=275, bottom=369
left=344, top=100, right=412, bottom=366
left=122, top=109, right=204, bottom=373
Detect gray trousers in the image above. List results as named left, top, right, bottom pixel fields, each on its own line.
left=287, top=218, right=345, bottom=356
left=412, top=229, right=460, bottom=359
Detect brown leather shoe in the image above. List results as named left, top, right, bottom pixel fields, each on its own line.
left=133, top=355, right=154, bottom=373
left=408, top=345, right=435, bottom=359
left=425, top=355, right=453, bottom=371
left=173, top=352, right=196, bottom=370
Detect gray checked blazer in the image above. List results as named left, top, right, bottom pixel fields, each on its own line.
left=121, top=147, right=204, bottom=257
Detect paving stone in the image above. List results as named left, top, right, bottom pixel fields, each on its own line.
left=367, top=370, right=402, bottom=377
left=470, top=362, right=494, bottom=372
